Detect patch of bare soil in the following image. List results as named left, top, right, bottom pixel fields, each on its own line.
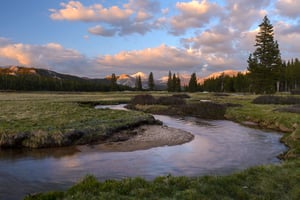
left=77, top=125, right=194, bottom=152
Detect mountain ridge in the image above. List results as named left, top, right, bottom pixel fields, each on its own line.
left=0, top=66, right=107, bottom=82
left=1, top=66, right=246, bottom=88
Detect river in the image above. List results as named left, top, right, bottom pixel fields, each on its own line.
left=0, top=105, right=287, bottom=200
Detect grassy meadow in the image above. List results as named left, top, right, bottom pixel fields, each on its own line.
left=0, top=92, right=157, bottom=148
left=0, top=91, right=300, bottom=199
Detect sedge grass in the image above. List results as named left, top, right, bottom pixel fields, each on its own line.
left=0, top=92, right=155, bottom=148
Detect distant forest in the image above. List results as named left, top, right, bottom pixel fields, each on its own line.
left=200, top=58, right=300, bottom=93
left=0, top=70, right=132, bottom=92
left=1, top=58, right=300, bottom=93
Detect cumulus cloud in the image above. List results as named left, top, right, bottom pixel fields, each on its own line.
left=49, top=1, right=133, bottom=23
left=88, top=25, right=117, bottom=37
left=0, top=39, right=94, bottom=76
left=124, top=0, right=160, bottom=13
left=222, top=0, right=269, bottom=32
left=276, top=0, right=300, bottom=18
left=50, top=0, right=164, bottom=36
left=275, top=21, right=300, bottom=59
left=161, top=8, right=169, bottom=15
left=96, top=44, right=206, bottom=76
left=169, top=0, right=222, bottom=35
left=182, top=28, right=236, bottom=53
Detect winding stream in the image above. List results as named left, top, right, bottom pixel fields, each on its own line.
left=0, top=105, right=287, bottom=200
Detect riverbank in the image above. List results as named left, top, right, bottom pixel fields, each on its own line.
left=126, top=93, right=300, bottom=160
left=0, top=92, right=161, bottom=148
left=25, top=160, right=300, bottom=200
left=78, top=125, right=194, bottom=152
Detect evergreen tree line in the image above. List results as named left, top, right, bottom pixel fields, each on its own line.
left=0, top=74, right=131, bottom=92
left=167, top=71, right=181, bottom=92
left=280, top=58, right=300, bottom=92
left=201, top=73, right=249, bottom=93
left=198, top=57, right=300, bottom=93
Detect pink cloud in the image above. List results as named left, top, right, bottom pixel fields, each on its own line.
left=276, top=0, right=300, bottom=18
left=169, top=0, right=222, bottom=35
left=50, top=1, right=133, bottom=23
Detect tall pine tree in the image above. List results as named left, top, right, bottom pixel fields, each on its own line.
left=175, top=73, right=181, bottom=92
left=148, top=72, right=155, bottom=90
left=110, top=73, right=118, bottom=91
left=247, top=16, right=282, bottom=94
left=167, top=70, right=173, bottom=92
left=135, top=75, right=142, bottom=91
left=188, top=73, right=198, bottom=92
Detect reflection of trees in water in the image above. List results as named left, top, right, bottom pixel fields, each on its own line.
left=0, top=146, right=79, bottom=160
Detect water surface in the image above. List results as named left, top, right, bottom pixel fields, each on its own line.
left=0, top=107, right=286, bottom=200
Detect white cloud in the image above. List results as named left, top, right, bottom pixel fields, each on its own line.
left=275, top=21, right=300, bottom=59
left=161, top=8, right=169, bottom=15
left=0, top=40, right=93, bottom=76
left=124, top=0, right=160, bottom=13
left=222, top=0, right=269, bottom=32
left=96, top=44, right=206, bottom=76
left=50, top=0, right=164, bottom=36
left=276, top=0, right=300, bottom=18
left=88, top=25, right=117, bottom=37
left=169, top=0, right=223, bottom=35
left=49, top=1, right=133, bottom=23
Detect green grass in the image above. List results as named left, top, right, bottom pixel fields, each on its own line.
left=25, top=160, right=300, bottom=200
left=0, top=92, right=156, bottom=148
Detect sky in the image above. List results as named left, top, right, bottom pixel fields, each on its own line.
left=0, top=0, right=299, bottom=78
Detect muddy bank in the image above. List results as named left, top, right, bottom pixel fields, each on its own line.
left=77, top=125, right=194, bottom=152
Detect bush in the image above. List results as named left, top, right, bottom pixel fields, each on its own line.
left=212, top=93, right=230, bottom=97
left=172, top=94, right=191, bottom=99
left=291, top=90, right=300, bottom=95
left=276, top=105, right=300, bottom=114
left=253, top=95, right=300, bottom=105
left=156, top=96, right=186, bottom=105
left=180, top=102, right=226, bottom=119
left=130, top=95, right=156, bottom=105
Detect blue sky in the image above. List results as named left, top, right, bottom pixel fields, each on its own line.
left=0, top=0, right=299, bottom=78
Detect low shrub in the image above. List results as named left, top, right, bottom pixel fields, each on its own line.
left=212, top=93, right=230, bottom=97
left=253, top=95, right=300, bottom=105
left=172, top=94, right=191, bottom=99
left=130, top=94, right=156, bottom=105
left=156, top=96, right=186, bottom=105
left=180, top=102, right=226, bottom=119
left=291, top=90, right=300, bottom=95
left=275, top=105, right=300, bottom=114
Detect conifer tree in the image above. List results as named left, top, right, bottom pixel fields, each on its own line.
left=172, top=73, right=177, bottom=92
left=188, top=73, right=198, bottom=92
left=175, top=74, right=181, bottom=92
left=247, top=16, right=282, bottom=94
left=148, top=72, right=155, bottom=90
left=110, top=73, right=118, bottom=91
left=135, top=75, right=142, bottom=91
left=167, top=70, right=173, bottom=92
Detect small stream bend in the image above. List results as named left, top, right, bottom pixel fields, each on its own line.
left=0, top=105, right=286, bottom=200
